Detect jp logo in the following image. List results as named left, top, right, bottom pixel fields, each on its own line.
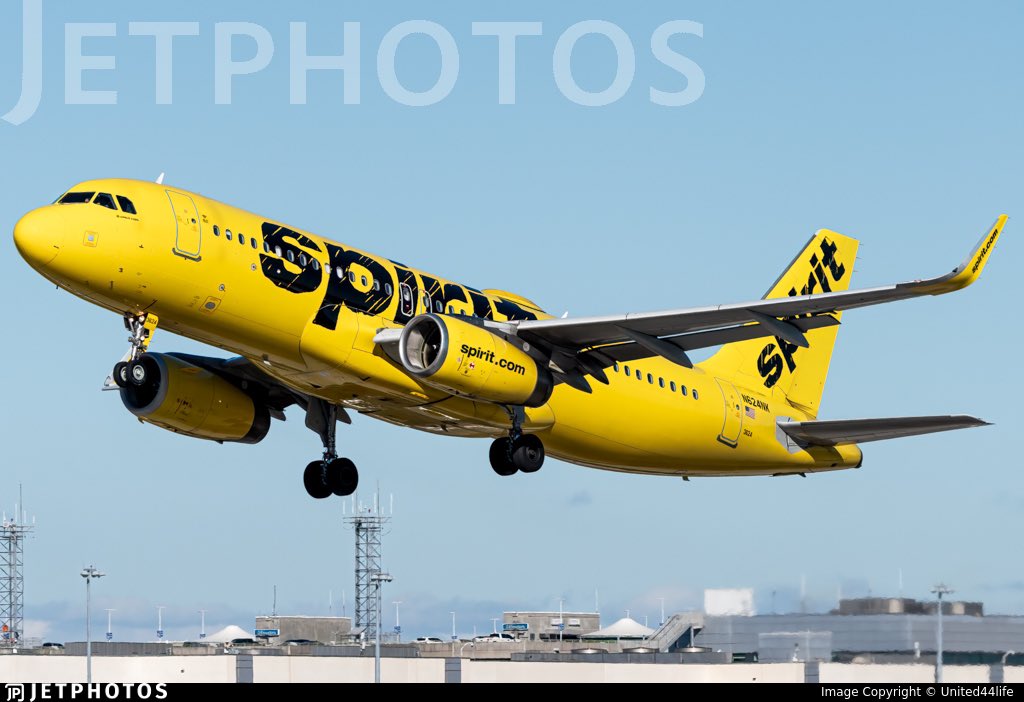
left=757, top=238, right=846, bottom=389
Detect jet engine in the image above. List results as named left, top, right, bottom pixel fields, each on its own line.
left=119, top=353, right=270, bottom=443
left=398, top=314, right=552, bottom=407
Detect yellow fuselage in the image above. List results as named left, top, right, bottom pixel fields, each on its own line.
left=14, top=179, right=862, bottom=477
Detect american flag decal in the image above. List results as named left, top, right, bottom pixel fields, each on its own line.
left=745, top=406, right=756, bottom=419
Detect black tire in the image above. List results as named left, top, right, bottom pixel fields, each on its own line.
left=489, top=438, right=518, bottom=476
left=113, top=362, right=129, bottom=388
left=511, top=434, right=545, bottom=473
left=303, top=460, right=332, bottom=499
left=327, top=457, right=359, bottom=497
left=128, top=360, right=148, bottom=386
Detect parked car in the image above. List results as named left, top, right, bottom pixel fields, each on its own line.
left=473, top=633, right=516, bottom=643
left=414, top=636, right=445, bottom=644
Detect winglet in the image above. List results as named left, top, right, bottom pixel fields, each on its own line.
left=922, top=215, right=1008, bottom=294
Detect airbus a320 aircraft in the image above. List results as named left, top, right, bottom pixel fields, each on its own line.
left=13, top=179, right=1006, bottom=499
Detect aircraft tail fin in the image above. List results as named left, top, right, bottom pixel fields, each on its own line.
left=698, top=229, right=860, bottom=417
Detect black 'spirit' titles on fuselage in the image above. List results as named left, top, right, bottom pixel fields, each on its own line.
left=758, top=237, right=846, bottom=389
left=259, top=223, right=323, bottom=294
left=256, top=222, right=536, bottom=328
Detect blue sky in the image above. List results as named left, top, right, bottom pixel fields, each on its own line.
left=1, top=1, right=1021, bottom=643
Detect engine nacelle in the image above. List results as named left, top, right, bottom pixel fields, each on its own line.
left=398, top=314, right=553, bottom=407
left=120, top=353, right=270, bottom=444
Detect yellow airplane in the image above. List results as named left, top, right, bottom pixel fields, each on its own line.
left=13, top=178, right=1006, bottom=498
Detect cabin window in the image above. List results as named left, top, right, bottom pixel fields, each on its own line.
left=623, top=365, right=630, bottom=376
left=238, top=234, right=246, bottom=246
left=225, top=229, right=232, bottom=241
left=286, top=249, right=295, bottom=263
left=635, top=369, right=642, bottom=380
left=423, top=294, right=431, bottom=309
left=299, top=252, right=308, bottom=267
left=274, top=245, right=282, bottom=257
left=659, top=377, right=665, bottom=388
left=693, top=389, right=699, bottom=400
left=94, top=193, right=117, bottom=210
left=250, top=238, right=258, bottom=250
left=336, top=266, right=345, bottom=280
left=384, top=283, right=393, bottom=296
left=58, top=191, right=94, bottom=204
left=311, top=259, right=320, bottom=271
left=613, top=362, right=620, bottom=373
left=681, top=385, right=687, bottom=396
left=349, top=270, right=356, bottom=283
left=670, top=381, right=677, bottom=392
left=263, top=241, right=270, bottom=253
left=373, top=279, right=381, bottom=292
left=116, top=196, right=137, bottom=215
left=435, top=300, right=443, bottom=313
left=647, top=373, right=654, bottom=384
left=361, top=275, right=368, bottom=286
left=213, top=225, right=220, bottom=237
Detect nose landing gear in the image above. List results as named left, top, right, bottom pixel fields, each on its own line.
left=108, top=313, right=160, bottom=390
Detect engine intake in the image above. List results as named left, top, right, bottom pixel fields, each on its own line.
left=398, top=314, right=552, bottom=407
left=120, top=353, right=270, bottom=444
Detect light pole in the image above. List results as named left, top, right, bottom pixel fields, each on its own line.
left=80, top=565, right=104, bottom=684
left=491, top=617, right=500, bottom=634
left=156, top=606, right=165, bottom=640
left=658, top=598, right=666, bottom=627
left=104, top=609, right=115, bottom=642
left=199, top=610, right=207, bottom=640
left=450, top=611, right=457, bottom=641
left=392, top=601, right=402, bottom=643
left=371, top=572, right=392, bottom=684
left=558, top=598, right=565, bottom=645
left=932, top=584, right=954, bottom=683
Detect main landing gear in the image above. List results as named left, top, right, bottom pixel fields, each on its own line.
left=110, top=312, right=160, bottom=389
left=302, top=398, right=358, bottom=499
left=488, top=407, right=545, bottom=477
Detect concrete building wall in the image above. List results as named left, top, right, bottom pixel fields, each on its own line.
left=1005, top=667, right=1024, bottom=683
left=0, top=656, right=236, bottom=683
left=462, top=661, right=804, bottom=683
left=252, top=656, right=444, bottom=683
left=818, top=663, right=991, bottom=683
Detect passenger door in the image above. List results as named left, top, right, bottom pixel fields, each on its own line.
left=714, top=378, right=744, bottom=448
left=166, top=190, right=202, bottom=260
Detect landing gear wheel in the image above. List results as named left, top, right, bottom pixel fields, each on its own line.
left=303, top=461, right=332, bottom=500
left=511, top=434, right=545, bottom=473
left=113, top=362, right=129, bottom=388
left=128, top=359, right=148, bottom=386
left=327, top=457, right=359, bottom=496
left=489, top=438, right=518, bottom=476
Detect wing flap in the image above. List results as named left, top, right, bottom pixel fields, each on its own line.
left=778, top=415, right=990, bottom=446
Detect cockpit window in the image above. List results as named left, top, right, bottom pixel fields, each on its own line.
left=59, top=192, right=94, bottom=204
left=116, top=196, right=137, bottom=215
left=94, top=193, right=117, bottom=210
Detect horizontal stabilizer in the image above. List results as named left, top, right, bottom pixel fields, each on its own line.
left=778, top=415, right=990, bottom=446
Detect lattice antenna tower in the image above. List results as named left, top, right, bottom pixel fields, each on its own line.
left=1, top=485, right=35, bottom=647
left=343, top=490, right=392, bottom=640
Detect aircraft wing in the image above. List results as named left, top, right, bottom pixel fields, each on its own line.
left=777, top=415, right=990, bottom=446
left=500, top=216, right=1006, bottom=387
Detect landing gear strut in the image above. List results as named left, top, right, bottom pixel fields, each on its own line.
left=110, top=312, right=159, bottom=389
left=303, top=399, right=358, bottom=499
left=489, top=407, right=545, bottom=477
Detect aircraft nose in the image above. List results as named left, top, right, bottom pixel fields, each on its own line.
left=14, top=207, right=63, bottom=268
